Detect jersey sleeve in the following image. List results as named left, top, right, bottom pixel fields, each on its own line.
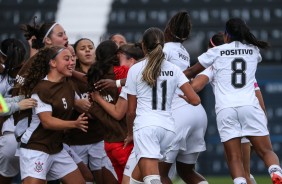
left=32, top=93, right=52, bottom=114
left=175, top=67, right=189, bottom=88
left=198, top=66, right=214, bottom=82
left=123, top=66, right=137, bottom=96
left=198, top=47, right=218, bottom=68
left=163, top=45, right=171, bottom=61
left=119, top=88, right=127, bottom=100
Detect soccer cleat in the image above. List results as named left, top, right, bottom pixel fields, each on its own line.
left=271, top=173, right=282, bottom=184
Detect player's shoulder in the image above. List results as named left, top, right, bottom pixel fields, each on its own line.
left=128, top=58, right=147, bottom=74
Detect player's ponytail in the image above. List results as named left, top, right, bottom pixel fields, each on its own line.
left=142, top=27, right=165, bottom=87
left=225, top=18, right=269, bottom=49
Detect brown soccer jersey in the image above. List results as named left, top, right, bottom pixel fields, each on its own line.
left=88, top=66, right=128, bottom=143
left=66, top=68, right=104, bottom=145
left=20, top=79, right=75, bottom=154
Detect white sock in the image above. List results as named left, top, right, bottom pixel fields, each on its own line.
left=233, top=177, right=246, bottom=184
left=198, top=181, right=209, bottom=184
left=143, top=175, right=162, bottom=184
left=268, top=164, right=282, bottom=176
left=250, top=174, right=257, bottom=184
left=130, top=177, right=144, bottom=184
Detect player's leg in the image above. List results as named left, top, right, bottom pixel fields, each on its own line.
left=241, top=140, right=253, bottom=184
left=0, top=133, right=20, bottom=184
left=239, top=106, right=282, bottom=183
left=159, top=162, right=173, bottom=184
left=176, top=152, right=208, bottom=184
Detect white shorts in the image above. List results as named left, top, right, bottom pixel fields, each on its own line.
left=164, top=104, right=207, bottom=164
left=133, top=126, right=176, bottom=161
left=123, top=150, right=137, bottom=177
left=171, top=104, right=207, bottom=153
left=70, top=141, right=106, bottom=171
left=63, top=144, right=82, bottom=164
left=217, top=106, right=269, bottom=142
left=0, top=133, right=19, bottom=177
left=19, top=148, right=77, bottom=181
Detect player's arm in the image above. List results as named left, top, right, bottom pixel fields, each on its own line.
left=39, top=112, right=88, bottom=132
left=72, top=70, right=87, bottom=84
left=90, top=91, right=127, bottom=120
left=190, top=75, right=210, bottom=92
left=124, top=94, right=136, bottom=147
left=179, top=82, right=201, bottom=106
left=94, top=78, right=127, bottom=91
left=183, top=62, right=206, bottom=79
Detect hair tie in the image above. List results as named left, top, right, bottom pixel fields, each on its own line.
left=170, top=31, right=188, bottom=41
left=42, top=23, right=58, bottom=43
left=209, top=38, right=216, bottom=47
left=0, top=49, right=7, bottom=57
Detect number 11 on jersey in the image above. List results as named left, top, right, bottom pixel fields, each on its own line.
left=152, top=80, right=167, bottom=110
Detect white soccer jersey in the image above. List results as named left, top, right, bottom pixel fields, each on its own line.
left=123, top=58, right=189, bottom=131
left=198, top=42, right=262, bottom=114
left=163, top=42, right=190, bottom=109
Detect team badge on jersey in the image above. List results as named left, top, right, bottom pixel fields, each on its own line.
left=34, top=161, right=44, bottom=173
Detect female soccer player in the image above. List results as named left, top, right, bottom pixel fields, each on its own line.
left=183, top=17, right=282, bottom=184
left=124, top=27, right=200, bottom=184
left=0, top=38, right=37, bottom=184
left=18, top=46, right=87, bottom=184
left=160, top=10, right=208, bottom=184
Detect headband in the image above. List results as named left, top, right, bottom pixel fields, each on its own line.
left=0, top=49, right=7, bottom=57
left=42, top=23, right=59, bottom=43
left=209, top=38, right=216, bottom=47
left=51, top=48, right=65, bottom=60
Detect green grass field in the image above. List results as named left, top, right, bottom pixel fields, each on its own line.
left=173, top=175, right=271, bottom=184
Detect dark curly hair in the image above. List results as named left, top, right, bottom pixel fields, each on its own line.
left=86, top=40, right=119, bottom=91
left=20, top=17, right=56, bottom=49
left=20, top=46, right=64, bottom=97
left=164, top=10, right=192, bottom=43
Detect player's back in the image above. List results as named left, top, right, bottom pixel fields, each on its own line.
left=125, top=58, right=188, bottom=131
left=199, top=41, right=261, bottom=113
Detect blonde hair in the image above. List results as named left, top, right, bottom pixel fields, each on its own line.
left=142, top=27, right=165, bottom=87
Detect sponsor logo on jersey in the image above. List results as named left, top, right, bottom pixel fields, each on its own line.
left=160, top=71, right=173, bottom=76
left=220, top=49, right=253, bottom=56
left=178, top=52, right=189, bottom=61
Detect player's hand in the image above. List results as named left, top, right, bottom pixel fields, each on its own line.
left=94, top=79, right=116, bottom=91
left=89, top=91, right=102, bottom=103
left=18, top=98, right=37, bottom=110
left=75, top=98, right=91, bottom=112
left=123, top=135, right=133, bottom=149
left=178, top=94, right=189, bottom=102
left=75, top=113, right=88, bottom=132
